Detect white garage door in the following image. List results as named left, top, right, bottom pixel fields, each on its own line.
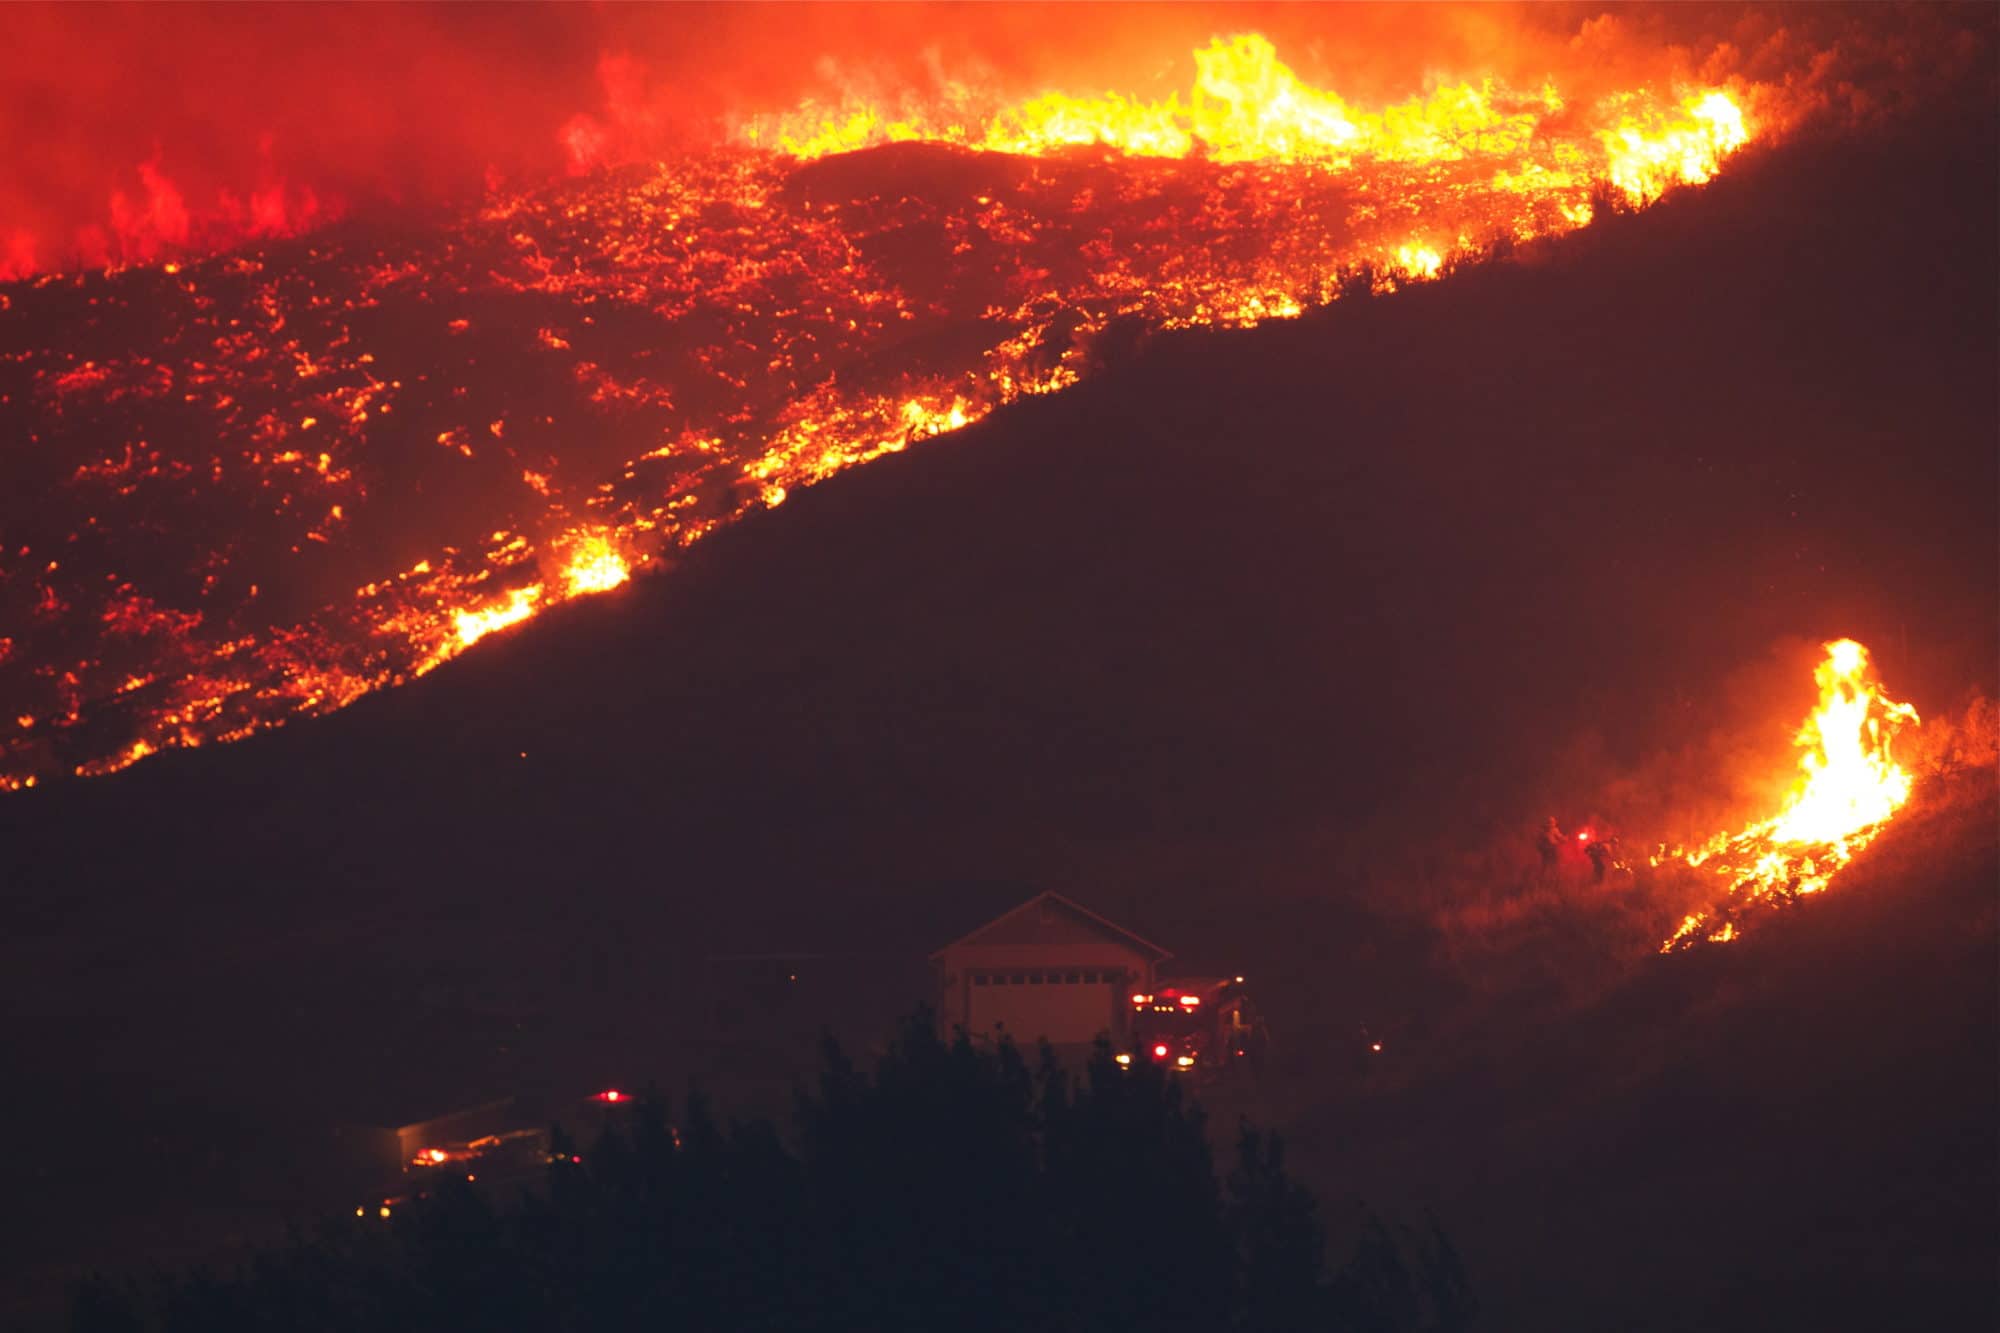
left=965, top=967, right=1122, bottom=1045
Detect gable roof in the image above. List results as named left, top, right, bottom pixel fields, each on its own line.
left=928, top=890, right=1174, bottom=962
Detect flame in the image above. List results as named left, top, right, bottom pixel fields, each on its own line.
left=0, top=151, right=335, bottom=283
left=1659, top=640, right=1919, bottom=952
left=451, top=585, right=544, bottom=650
left=0, top=31, right=1812, bottom=792
left=1392, top=244, right=1445, bottom=282
left=744, top=34, right=1753, bottom=209
left=558, top=533, right=631, bottom=597
left=1599, top=89, right=1750, bottom=202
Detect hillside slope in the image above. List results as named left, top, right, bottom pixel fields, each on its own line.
left=1, top=104, right=1993, bottom=1327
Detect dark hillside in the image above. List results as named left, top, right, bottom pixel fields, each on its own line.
left=2, top=106, right=1993, bottom=1327
left=1292, top=769, right=1998, bottom=1330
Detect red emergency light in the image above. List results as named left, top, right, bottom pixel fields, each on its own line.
left=592, top=1089, right=625, bottom=1103
left=1152, top=1044, right=1168, bottom=1058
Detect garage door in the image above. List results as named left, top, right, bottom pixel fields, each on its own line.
left=965, top=967, right=1122, bottom=1045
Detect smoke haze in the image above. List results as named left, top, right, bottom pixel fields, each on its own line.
left=5, top=2, right=1983, bottom=276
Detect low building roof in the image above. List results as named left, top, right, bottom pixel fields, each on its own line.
left=929, top=890, right=1173, bottom=962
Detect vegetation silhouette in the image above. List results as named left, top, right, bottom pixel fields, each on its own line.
left=72, top=1015, right=1472, bottom=1332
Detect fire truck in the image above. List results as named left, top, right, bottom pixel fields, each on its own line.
left=380, top=1088, right=637, bottom=1214
left=1116, top=976, right=1267, bottom=1079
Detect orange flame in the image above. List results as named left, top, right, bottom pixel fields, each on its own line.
left=1659, top=640, right=1918, bottom=951
left=558, top=532, right=631, bottom=597
left=1, top=151, right=336, bottom=282
left=743, top=33, right=1753, bottom=209
left=451, top=585, right=544, bottom=650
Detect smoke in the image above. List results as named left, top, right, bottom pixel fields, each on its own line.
left=0, top=2, right=603, bottom=276
left=6, top=3, right=1984, bottom=279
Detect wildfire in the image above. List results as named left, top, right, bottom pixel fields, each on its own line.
left=1659, top=640, right=1920, bottom=952
left=558, top=533, right=631, bottom=597
left=451, top=586, right=544, bottom=652
left=0, top=152, right=335, bottom=283
left=0, top=32, right=1804, bottom=792
left=744, top=34, right=1756, bottom=207
left=1600, top=90, right=1750, bottom=201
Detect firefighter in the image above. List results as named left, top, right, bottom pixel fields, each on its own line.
left=1586, top=835, right=1626, bottom=884
left=1537, top=817, right=1564, bottom=880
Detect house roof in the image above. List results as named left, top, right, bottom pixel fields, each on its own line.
left=928, top=890, right=1174, bottom=962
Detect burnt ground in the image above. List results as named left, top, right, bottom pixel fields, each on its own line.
left=1, top=101, right=1995, bottom=1329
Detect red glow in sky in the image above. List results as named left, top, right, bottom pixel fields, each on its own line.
left=7, top=2, right=1945, bottom=280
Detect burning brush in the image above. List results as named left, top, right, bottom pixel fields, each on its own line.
left=0, top=31, right=1795, bottom=793
left=1657, top=639, right=1919, bottom=952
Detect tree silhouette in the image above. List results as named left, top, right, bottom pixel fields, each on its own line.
left=72, top=1013, right=1471, bottom=1332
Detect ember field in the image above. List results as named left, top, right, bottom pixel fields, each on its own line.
left=2, top=12, right=1997, bottom=1333
left=0, top=29, right=1790, bottom=792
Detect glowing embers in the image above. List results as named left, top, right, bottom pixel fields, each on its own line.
left=1659, top=640, right=1919, bottom=952
left=1, top=32, right=1780, bottom=794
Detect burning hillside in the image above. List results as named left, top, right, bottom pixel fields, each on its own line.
left=0, top=23, right=1927, bottom=793
left=1658, top=640, right=1920, bottom=951
left=0, top=26, right=1992, bottom=1320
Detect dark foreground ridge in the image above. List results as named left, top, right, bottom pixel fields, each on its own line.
left=2, top=100, right=1995, bottom=1330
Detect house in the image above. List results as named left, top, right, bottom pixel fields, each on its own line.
left=930, top=890, right=1173, bottom=1050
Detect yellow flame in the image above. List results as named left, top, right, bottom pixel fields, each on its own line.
left=900, top=396, right=971, bottom=438
left=1392, top=244, right=1445, bottom=281
left=1599, top=89, right=1751, bottom=202
left=559, top=533, right=631, bottom=597
left=746, top=34, right=1750, bottom=208
left=452, top=584, right=543, bottom=648
left=1661, top=639, right=1918, bottom=951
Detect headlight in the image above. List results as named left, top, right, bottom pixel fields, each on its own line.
left=1175, top=1055, right=1195, bottom=1068
left=1114, top=1053, right=1132, bottom=1066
